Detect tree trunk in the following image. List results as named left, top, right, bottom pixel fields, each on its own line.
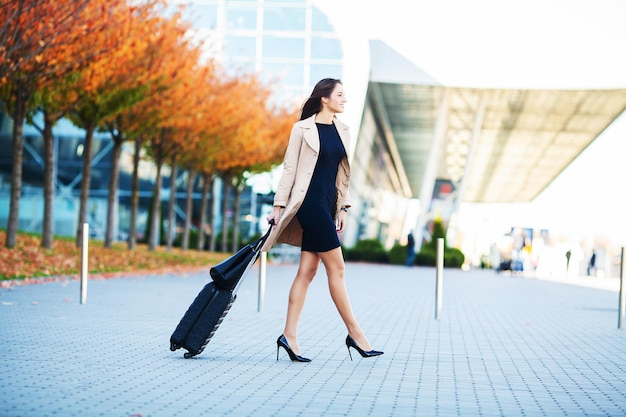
left=182, top=168, right=195, bottom=251
left=5, top=91, right=27, bottom=248
left=166, top=157, right=177, bottom=252
left=148, top=156, right=163, bottom=251
left=232, top=184, right=242, bottom=252
left=209, top=176, right=217, bottom=252
left=221, top=173, right=231, bottom=252
left=128, top=136, right=141, bottom=250
left=198, top=172, right=211, bottom=251
left=41, top=110, right=56, bottom=249
left=104, top=132, right=123, bottom=248
left=76, top=122, right=96, bottom=247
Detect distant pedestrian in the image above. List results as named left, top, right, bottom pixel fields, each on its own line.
left=565, top=250, right=571, bottom=273
left=587, top=250, right=596, bottom=276
left=406, top=231, right=415, bottom=267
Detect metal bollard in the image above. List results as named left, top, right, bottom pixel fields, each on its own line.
left=258, top=251, right=267, bottom=312
left=435, top=238, right=444, bottom=319
left=618, top=247, right=625, bottom=329
left=80, top=223, right=89, bottom=305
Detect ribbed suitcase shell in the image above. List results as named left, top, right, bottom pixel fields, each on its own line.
left=169, top=282, right=234, bottom=358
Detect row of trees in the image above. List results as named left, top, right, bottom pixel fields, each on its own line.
left=1, top=0, right=297, bottom=252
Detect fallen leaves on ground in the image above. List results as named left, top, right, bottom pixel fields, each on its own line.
left=0, top=231, right=230, bottom=284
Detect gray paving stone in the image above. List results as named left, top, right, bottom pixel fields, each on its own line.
left=1, top=264, right=625, bottom=416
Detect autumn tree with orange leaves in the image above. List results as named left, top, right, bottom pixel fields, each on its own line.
left=171, top=65, right=223, bottom=251
left=162, top=64, right=217, bottom=252
left=0, top=0, right=126, bottom=248
left=115, top=37, right=209, bottom=251
left=30, top=0, right=165, bottom=249
left=99, top=2, right=201, bottom=249
left=211, top=75, right=295, bottom=251
left=1, top=0, right=296, bottom=256
left=66, top=0, right=189, bottom=248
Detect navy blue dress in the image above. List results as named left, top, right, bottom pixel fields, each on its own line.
left=296, top=122, right=347, bottom=252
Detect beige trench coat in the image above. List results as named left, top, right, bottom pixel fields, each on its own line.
left=261, top=114, right=352, bottom=252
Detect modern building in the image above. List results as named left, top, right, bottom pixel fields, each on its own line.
left=182, top=0, right=345, bottom=102
left=357, top=40, right=626, bottom=255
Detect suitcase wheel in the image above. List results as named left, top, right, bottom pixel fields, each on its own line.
left=183, top=352, right=196, bottom=359
left=170, top=341, right=179, bottom=351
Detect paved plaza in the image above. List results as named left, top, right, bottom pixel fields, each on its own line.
left=1, top=262, right=625, bottom=417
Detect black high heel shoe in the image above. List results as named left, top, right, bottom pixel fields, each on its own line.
left=276, top=335, right=311, bottom=362
left=346, top=335, right=384, bottom=360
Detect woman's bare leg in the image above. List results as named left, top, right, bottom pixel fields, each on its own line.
left=282, top=251, right=320, bottom=355
left=319, top=247, right=373, bottom=351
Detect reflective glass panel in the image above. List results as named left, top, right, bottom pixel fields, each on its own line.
left=263, top=7, right=306, bottom=31
left=309, top=64, right=343, bottom=86
left=224, top=60, right=256, bottom=76
left=186, top=5, right=218, bottom=29
left=225, top=35, right=256, bottom=57
left=311, top=7, right=334, bottom=32
left=225, top=7, right=257, bottom=30
left=262, top=35, right=305, bottom=59
left=261, top=62, right=305, bottom=86
left=310, top=37, right=342, bottom=60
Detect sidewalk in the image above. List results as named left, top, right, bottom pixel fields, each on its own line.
left=1, top=263, right=625, bottom=417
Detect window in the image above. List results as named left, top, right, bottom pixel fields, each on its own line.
left=225, top=6, right=257, bottom=30
left=262, top=35, right=305, bottom=59
left=224, top=60, right=257, bottom=77
left=260, top=62, right=305, bottom=86
left=311, top=7, right=334, bottom=32
left=309, top=64, right=343, bottom=86
left=225, top=35, right=256, bottom=57
left=186, top=5, right=218, bottom=29
left=263, top=6, right=306, bottom=31
left=310, top=36, right=342, bottom=60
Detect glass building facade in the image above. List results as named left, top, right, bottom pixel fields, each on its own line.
left=183, top=0, right=344, bottom=103
left=0, top=114, right=166, bottom=241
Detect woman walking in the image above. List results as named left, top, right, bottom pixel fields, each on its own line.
left=263, top=78, right=383, bottom=362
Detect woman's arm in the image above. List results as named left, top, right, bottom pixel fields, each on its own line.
left=273, top=123, right=302, bottom=206
left=268, top=123, right=302, bottom=226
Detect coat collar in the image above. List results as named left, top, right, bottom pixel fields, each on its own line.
left=301, top=114, right=350, bottom=154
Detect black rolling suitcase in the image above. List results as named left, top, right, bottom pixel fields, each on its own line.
left=169, top=223, right=273, bottom=358
left=170, top=281, right=234, bottom=358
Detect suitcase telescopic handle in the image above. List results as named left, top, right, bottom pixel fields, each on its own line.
left=252, top=219, right=274, bottom=252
